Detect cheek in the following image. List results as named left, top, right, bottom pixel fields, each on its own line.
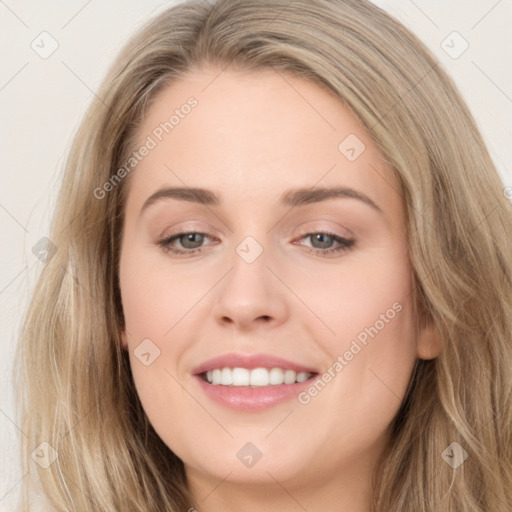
left=296, top=247, right=418, bottom=434
left=295, top=244, right=417, bottom=392
left=119, top=243, right=203, bottom=341
left=314, top=306, right=417, bottom=459
left=119, top=247, right=198, bottom=457
left=293, top=243, right=414, bottom=349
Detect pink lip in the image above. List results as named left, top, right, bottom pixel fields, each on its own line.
left=192, top=353, right=318, bottom=412
left=192, top=352, right=318, bottom=375
left=194, top=377, right=316, bottom=411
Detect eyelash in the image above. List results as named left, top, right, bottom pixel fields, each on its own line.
left=157, top=230, right=355, bottom=258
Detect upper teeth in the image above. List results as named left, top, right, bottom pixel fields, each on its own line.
left=205, top=367, right=313, bottom=386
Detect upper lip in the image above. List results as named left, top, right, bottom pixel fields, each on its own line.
left=192, top=353, right=318, bottom=375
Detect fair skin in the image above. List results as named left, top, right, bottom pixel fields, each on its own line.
left=119, top=66, right=441, bottom=512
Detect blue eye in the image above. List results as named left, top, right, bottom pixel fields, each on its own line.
left=297, top=232, right=355, bottom=257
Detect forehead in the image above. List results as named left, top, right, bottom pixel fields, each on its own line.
left=125, top=66, right=402, bottom=219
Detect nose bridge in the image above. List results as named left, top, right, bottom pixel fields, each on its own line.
left=224, top=235, right=272, bottom=302
left=232, top=238, right=268, bottom=290
left=212, top=234, right=289, bottom=328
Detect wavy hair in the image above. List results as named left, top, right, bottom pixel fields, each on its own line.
left=16, top=0, right=512, bottom=510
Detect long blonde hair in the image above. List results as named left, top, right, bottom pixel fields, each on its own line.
left=16, top=0, right=512, bottom=510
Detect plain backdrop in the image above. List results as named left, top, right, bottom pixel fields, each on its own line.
left=1, top=0, right=511, bottom=509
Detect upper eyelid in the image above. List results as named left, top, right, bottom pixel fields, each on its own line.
left=160, top=227, right=351, bottom=240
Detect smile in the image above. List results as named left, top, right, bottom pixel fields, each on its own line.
left=192, top=353, right=319, bottom=411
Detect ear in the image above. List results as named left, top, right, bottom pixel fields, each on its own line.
left=120, top=330, right=128, bottom=351
left=417, top=320, right=442, bottom=360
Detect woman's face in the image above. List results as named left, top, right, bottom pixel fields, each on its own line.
left=119, top=66, right=439, bottom=499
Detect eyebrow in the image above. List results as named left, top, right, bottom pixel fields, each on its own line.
left=140, top=185, right=383, bottom=214
left=280, top=186, right=382, bottom=212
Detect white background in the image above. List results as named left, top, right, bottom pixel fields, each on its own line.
left=1, top=1, right=511, bottom=509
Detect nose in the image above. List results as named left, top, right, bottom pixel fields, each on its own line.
left=212, top=247, right=289, bottom=331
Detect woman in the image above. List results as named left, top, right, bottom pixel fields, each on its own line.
left=17, top=0, right=512, bottom=510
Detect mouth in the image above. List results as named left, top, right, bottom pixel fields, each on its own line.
left=192, top=353, right=319, bottom=411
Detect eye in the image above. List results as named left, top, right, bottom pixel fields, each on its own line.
left=157, top=230, right=355, bottom=258
left=158, top=231, right=215, bottom=255
left=294, top=231, right=355, bottom=257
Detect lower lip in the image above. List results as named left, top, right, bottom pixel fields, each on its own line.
left=194, top=375, right=316, bottom=412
